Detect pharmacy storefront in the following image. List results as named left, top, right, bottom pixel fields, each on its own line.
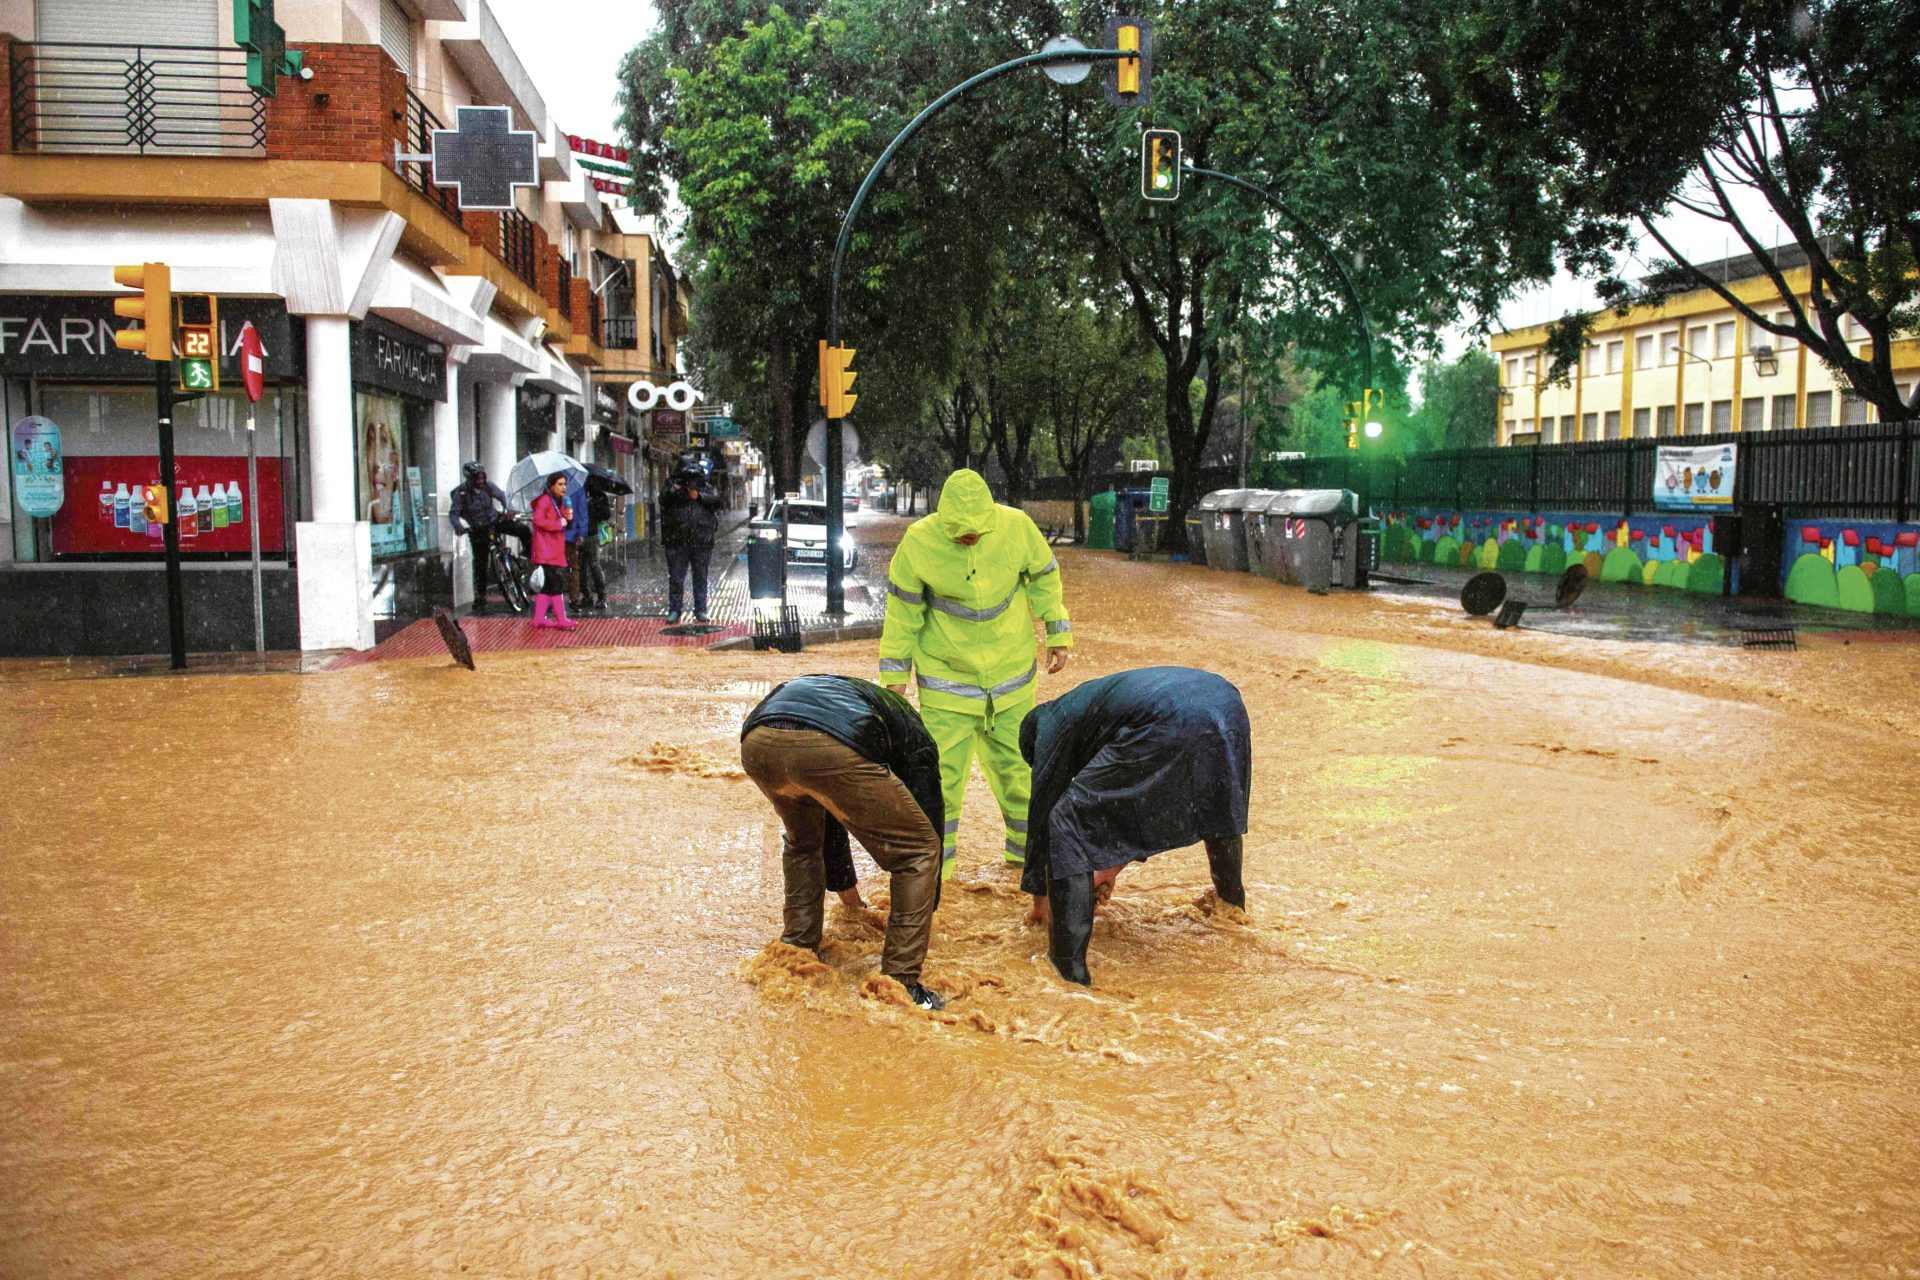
left=0, top=294, right=305, bottom=656
left=349, top=316, right=449, bottom=640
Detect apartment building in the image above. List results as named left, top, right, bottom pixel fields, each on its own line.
left=0, top=0, right=687, bottom=656
left=1491, top=245, right=1918, bottom=446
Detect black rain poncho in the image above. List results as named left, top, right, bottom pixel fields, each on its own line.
left=1018, top=666, right=1251, bottom=895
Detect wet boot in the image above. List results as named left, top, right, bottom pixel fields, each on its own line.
left=903, top=982, right=945, bottom=1011
left=531, top=594, right=553, bottom=628
left=1205, top=836, right=1246, bottom=909
left=552, top=597, right=578, bottom=630
left=1047, top=872, right=1096, bottom=985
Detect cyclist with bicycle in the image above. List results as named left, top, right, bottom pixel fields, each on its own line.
left=448, top=461, right=508, bottom=614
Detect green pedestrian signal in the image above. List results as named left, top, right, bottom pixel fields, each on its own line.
left=1141, top=128, right=1180, bottom=202
left=180, top=360, right=214, bottom=390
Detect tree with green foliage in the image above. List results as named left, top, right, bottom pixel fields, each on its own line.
left=1452, top=0, right=1920, bottom=420
left=1408, top=350, right=1499, bottom=452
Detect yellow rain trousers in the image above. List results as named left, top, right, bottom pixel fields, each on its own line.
left=877, top=470, right=1073, bottom=877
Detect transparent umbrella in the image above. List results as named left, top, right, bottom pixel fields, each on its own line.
left=505, top=451, right=587, bottom=512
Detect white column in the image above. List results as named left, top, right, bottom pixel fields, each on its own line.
left=477, top=381, right=517, bottom=486
left=305, top=316, right=355, bottom=523
left=434, top=373, right=467, bottom=607
left=295, top=314, right=375, bottom=651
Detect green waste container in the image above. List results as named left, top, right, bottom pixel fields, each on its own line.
left=1087, top=490, right=1117, bottom=550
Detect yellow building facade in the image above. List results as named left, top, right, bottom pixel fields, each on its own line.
left=1491, top=254, right=1919, bottom=446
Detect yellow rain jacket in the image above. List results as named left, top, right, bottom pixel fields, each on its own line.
left=878, top=469, right=1073, bottom=717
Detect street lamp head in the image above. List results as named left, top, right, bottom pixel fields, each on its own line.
left=1751, top=344, right=1780, bottom=378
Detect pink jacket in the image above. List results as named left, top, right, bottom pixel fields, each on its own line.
left=530, top=493, right=571, bottom=566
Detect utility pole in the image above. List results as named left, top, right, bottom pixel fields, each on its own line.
left=154, top=362, right=186, bottom=669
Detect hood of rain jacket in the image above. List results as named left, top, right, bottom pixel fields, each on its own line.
left=936, top=469, right=999, bottom=540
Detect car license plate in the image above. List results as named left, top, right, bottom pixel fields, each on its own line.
left=794, top=549, right=824, bottom=562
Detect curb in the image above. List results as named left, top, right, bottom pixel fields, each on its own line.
left=707, top=619, right=885, bottom=652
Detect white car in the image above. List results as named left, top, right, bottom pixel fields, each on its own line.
left=770, top=500, right=857, bottom=571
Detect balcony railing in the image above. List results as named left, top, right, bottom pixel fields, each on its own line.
left=400, top=88, right=462, bottom=228
left=9, top=41, right=266, bottom=155
left=604, top=316, right=638, bottom=350
left=557, top=258, right=573, bottom=313
left=496, top=208, right=538, bottom=290
left=588, top=289, right=603, bottom=347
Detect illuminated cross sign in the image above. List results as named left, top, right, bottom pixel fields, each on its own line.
left=429, top=106, right=540, bottom=212
left=234, top=0, right=304, bottom=97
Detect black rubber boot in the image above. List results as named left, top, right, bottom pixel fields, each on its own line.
left=1205, top=836, right=1246, bottom=909
left=904, top=982, right=945, bottom=1011
left=1047, top=873, right=1096, bottom=985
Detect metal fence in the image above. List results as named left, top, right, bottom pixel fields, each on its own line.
left=1264, top=422, right=1920, bottom=523
left=9, top=41, right=266, bottom=155
left=604, top=316, right=638, bottom=350
left=400, top=89, right=462, bottom=227
left=496, top=208, right=539, bottom=290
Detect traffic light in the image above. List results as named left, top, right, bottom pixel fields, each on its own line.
left=111, top=262, right=173, bottom=361
left=1104, top=16, right=1152, bottom=107
left=1346, top=418, right=1359, bottom=450
left=141, top=483, right=170, bottom=527
left=175, top=294, right=220, bottom=392
left=1361, top=387, right=1385, bottom=439
left=1141, top=128, right=1181, bottom=201
left=819, top=341, right=858, bottom=418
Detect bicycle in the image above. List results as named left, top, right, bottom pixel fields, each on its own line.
left=487, top=515, right=533, bottom=614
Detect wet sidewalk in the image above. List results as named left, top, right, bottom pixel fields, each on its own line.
left=1366, top=560, right=1919, bottom=645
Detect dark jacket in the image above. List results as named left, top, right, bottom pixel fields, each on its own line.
left=661, top=476, right=722, bottom=547
left=1018, top=666, right=1251, bottom=893
left=565, top=476, right=590, bottom=543
left=447, top=479, right=506, bottom=534
left=587, top=488, right=613, bottom=528
left=744, top=675, right=945, bottom=891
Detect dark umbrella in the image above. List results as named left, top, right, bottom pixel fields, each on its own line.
left=582, top=462, right=633, bottom=495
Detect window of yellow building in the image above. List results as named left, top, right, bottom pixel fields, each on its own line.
left=1841, top=390, right=1870, bottom=424
left=1712, top=400, right=1733, bottom=433
left=1714, top=321, right=1737, bottom=359
left=1582, top=411, right=1598, bottom=438
left=1772, top=311, right=1798, bottom=350
left=1806, top=390, right=1833, bottom=428
left=1687, top=325, right=1709, bottom=358
left=1772, top=395, right=1796, bottom=430
left=1657, top=405, right=1677, bottom=435
left=1585, top=343, right=1602, bottom=376
left=1633, top=407, right=1652, bottom=437
left=1606, top=340, right=1624, bottom=373
left=1604, top=410, right=1621, bottom=439
left=1742, top=397, right=1764, bottom=430
left=1660, top=331, right=1680, bottom=366
left=1684, top=403, right=1704, bottom=434
left=1635, top=335, right=1654, bottom=368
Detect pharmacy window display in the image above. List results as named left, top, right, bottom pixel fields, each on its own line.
left=348, top=317, right=446, bottom=562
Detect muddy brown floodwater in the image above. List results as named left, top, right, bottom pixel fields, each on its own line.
left=3, top=517, right=1919, bottom=1279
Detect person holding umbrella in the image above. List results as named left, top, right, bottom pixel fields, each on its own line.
left=529, top=472, right=577, bottom=630
left=660, top=454, right=722, bottom=623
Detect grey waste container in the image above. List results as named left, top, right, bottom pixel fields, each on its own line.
left=747, top=518, right=787, bottom=601
left=1262, top=489, right=1366, bottom=594
left=1244, top=491, right=1289, bottom=582
left=1197, top=488, right=1256, bottom=572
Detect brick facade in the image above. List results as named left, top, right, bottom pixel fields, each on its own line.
left=264, top=44, right=407, bottom=164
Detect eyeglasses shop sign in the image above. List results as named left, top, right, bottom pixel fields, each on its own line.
left=351, top=317, right=447, bottom=402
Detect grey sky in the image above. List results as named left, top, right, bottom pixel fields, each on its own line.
left=489, top=0, right=658, bottom=144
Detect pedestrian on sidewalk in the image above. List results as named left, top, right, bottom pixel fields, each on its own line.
left=447, top=461, right=506, bottom=614
left=739, top=674, right=947, bottom=1011
left=661, top=456, right=721, bottom=623
left=529, top=472, right=577, bottom=631
left=579, top=481, right=612, bottom=610
left=875, top=468, right=1074, bottom=880
left=564, top=473, right=590, bottom=612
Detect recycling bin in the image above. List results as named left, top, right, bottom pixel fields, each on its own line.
left=1197, top=489, right=1261, bottom=573
left=1111, top=488, right=1151, bottom=553
left=1261, top=489, right=1368, bottom=594
left=1087, top=490, right=1117, bottom=550
left=1185, top=510, right=1208, bottom=566
left=1244, top=491, right=1291, bottom=581
left=747, top=518, right=787, bottom=602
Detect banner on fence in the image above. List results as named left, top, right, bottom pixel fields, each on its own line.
left=1654, top=443, right=1737, bottom=510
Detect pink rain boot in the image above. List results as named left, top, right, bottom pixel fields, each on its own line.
left=531, top=594, right=554, bottom=628
left=551, top=596, right=578, bottom=630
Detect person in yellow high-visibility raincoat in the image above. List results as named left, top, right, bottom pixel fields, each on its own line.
left=877, top=469, right=1073, bottom=880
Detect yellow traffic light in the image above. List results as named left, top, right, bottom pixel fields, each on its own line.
left=1141, top=128, right=1181, bottom=202
left=112, top=262, right=173, bottom=361
left=1104, top=16, right=1152, bottom=107
left=1116, top=23, right=1140, bottom=95
left=141, top=483, right=170, bottom=526
left=1346, top=421, right=1359, bottom=450
left=820, top=342, right=858, bottom=418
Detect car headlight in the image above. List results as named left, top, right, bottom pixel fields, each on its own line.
left=839, top=535, right=855, bottom=551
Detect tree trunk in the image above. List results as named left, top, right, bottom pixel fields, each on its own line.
left=769, top=333, right=795, bottom=495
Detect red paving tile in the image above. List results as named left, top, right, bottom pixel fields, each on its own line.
left=325, top=615, right=747, bottom=669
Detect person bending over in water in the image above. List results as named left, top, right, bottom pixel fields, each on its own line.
left=1018, top=666, right=1251, bottom=985
left=741, top=675, right=947, bottom=1010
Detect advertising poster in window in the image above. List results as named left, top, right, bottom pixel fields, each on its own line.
left=359, top=393, right=409, bottom=556
left=10, top=415, right=65, bottom=518
left=1654, top=443, right=1737, bottom=509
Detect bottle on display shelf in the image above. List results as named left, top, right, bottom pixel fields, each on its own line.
left=114, top=482, right=131, bottom=529
left=227, top=480, right=242, bottom=525
left=179, top=485, right=198, bottom=539
left=209, top=482, right=228, bottom=530
left=129, top=487, right=147, bottom=535
left=99, top=480, right=114, bottom=525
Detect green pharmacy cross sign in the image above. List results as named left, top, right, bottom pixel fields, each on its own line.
left=235, top=0, right=305, bottom=97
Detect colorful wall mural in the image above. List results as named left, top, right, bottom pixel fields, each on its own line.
left=1381, top=510, right=1727, bottom=594
left=1379, top=509, right=1920, bottom=617
left=1780, top=521, right=1920, bottom=617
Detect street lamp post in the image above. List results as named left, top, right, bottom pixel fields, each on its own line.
left=823, top=39, right=1141, bottom=615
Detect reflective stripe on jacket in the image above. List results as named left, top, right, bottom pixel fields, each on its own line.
left=877, top=469, right=1071, bottom=716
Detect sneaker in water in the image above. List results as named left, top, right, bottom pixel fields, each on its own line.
left=904, top=982, right=945, bottom=1011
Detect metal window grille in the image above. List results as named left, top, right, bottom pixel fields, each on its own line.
left=401, top=89, right=462, bottom=227
left=9, top=40, right=264, bottom=155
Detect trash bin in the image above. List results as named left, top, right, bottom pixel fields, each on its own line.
left=1261, top=489, right=1366, bottom=594
left=1134, top=507, right=1168, bottom=556
left=747, top=518, right=787, bottom=602
left=1197, top=489, right=1258, bottom=572
left=1244, top=491, right=1290, bottom=581
left=1185, top=510, right=1208, bottom=566
left=1087, top=490, right=1117, bottom=550
left=1112, top=488, right=1150, bottom=553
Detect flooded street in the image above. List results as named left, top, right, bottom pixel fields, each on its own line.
left=4, top=517, right=1918, bottom=1278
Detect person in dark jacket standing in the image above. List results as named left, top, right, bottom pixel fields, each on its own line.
left=578, top=482, right=613, bottom=610
left=660, top=458, right=721, bottom=622
left=740, top=675, right=947, bottom=1010
left=447, top=461, right=507, bottom=613
left=1018, top=666, right=1251, bottom=986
